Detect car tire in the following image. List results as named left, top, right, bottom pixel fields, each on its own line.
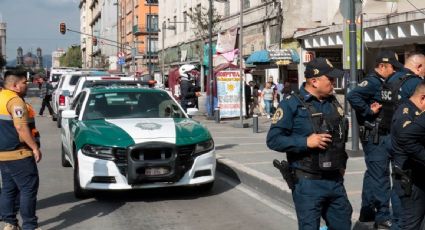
left=57, top=114, right=62, bottom=128
left=73, top=151, right=91, bottom=199
left=61, top=145, right=71, bottom=167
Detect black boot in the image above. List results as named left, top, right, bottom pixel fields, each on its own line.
left=374, top=220, right=392, bottom=229
left=358, top=206, right=376, bottom=222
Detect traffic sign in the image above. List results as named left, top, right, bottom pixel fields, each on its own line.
left=118, top=52, right=125, bottom=58
left=118, top=57, right=125, bottom=65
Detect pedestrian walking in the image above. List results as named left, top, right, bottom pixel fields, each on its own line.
left=38, top=78, right=53, bottom=117
left=0, top=70, right=42, bottom=230
left=267, top=57, right=352, bottom=230
left=347, top=50, right=424, bottom=229
left=261, top=82, right=274, bottom=119
left=391, top=81, right=425, bottom=230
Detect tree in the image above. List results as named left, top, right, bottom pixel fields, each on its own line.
left=59, top=45, right=82, bottom=68
left=0, top=55, right=6, bottom=70
left=186, top=6, right=222, bottom=41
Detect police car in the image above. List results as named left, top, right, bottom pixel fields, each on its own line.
left=60, top=86, right=215, bottom=198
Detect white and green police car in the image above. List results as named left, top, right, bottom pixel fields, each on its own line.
left=61, top=86, right=215, bottom=198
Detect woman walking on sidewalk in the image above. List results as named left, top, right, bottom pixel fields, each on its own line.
left=261, top=82, right=274, bottom=119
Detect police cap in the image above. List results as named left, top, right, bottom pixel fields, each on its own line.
left=304, top=57, right=344, bottom=78
left=375, top=50, right=403, bottom=70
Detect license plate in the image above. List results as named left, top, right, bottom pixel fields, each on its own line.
left=145, top=167, right=169, bottom=176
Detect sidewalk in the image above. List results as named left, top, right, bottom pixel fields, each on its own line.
left=192, top=114, right=373, bottom=228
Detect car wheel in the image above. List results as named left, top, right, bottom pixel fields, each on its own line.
left=57, top=114, right=62, bottom=128
left=73, top=152, right=91, bottom=199
left=196, top=181, right=214, bottom=193
left=61, top=144, right=71, bottom=167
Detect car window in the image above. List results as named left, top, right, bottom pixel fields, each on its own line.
left=83, top=91, right=185, bottom=120
left=69, top=75, right=82, bottom=85
left=74, top=92, right=86, bottom=116
left=58, top=77, right=65, bottom=88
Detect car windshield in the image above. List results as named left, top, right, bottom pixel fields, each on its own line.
left=51, top=74, right=61, bottom=82
left=83, top=91, right=185, bottom=120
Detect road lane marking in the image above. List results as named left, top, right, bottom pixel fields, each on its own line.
left=218, top=176, right=298, bottom=221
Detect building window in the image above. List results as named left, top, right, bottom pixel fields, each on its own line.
left=269, top=24, right=280, bottom=45
left=183, top=12, right=187, bottom=32
left=243, top=0, right=250, bottom=10
left=147, top=38, right=158, bottom=54
left=146, top=0, right=158, bottom=4
left=225, top=1, right=230, bottom=17
left=147, top=14, right=158, bottom=32
left=173, top=16, right=177, bottom=35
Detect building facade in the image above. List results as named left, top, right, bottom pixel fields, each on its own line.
left=159, top=0, right=283, bottom=89
left=0, top=22, right=6, bottom=66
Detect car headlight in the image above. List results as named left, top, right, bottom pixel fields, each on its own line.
left=81, top=144, right=114, bottom=160
left=193, top=139, right=214, bottom=156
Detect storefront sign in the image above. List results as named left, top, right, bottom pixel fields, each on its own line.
left=216, top=70, right=245, bottom=118
left=269, top=49, right=293, bottom=60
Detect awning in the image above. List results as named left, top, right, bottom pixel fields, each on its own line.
left=246, top=50, right=270, bottom=64
left=246, top=49, right=300, bottom=65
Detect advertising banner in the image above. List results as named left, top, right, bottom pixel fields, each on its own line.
left=216, top=70, right=245, bottom=118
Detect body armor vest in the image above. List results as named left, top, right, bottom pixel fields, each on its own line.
left=292, top=94, right=349, bottom=172
left=379, top=74, right=414, bottom=134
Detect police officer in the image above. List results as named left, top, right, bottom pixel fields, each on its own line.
left=348, top=51, right=423, bottom=229
left=0, top=70, right=42, bottom=230
left=178, top=64, right=201, bottom=112
left=267, top=57, right=352, bottom=230
left=391, top=81, right=425, bottom=230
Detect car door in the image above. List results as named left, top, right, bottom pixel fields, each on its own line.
left=62, top=92, right=86, bottom=165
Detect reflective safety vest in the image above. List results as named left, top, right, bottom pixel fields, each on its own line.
left=26, top=103, right=40, bottom=146
left=0, top=89, right=21, bottom=151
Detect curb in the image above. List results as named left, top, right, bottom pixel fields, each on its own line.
left=216, top=154, right=295, bottom=208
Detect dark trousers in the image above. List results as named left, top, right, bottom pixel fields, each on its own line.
left=394, top=179, right=425, bottom=230
left=0, top=157, right=39, bottom=230
left=292, top=178, right=352, bottom=230
left=39, top=95, right=53, bottom=116
left=360, top=135, right=401, bottom=226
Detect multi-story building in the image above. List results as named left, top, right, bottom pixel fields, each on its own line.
left=80, top=0, right=158, bottom=73
left=286, top=0, right=425, bottom=89
left=0, top=22, right=6, bottom=65
left=52, top=49, right=66, bottom=68
left=119, top=0, right=158, bottom=75
left=159, top=0, right=284, bottom=88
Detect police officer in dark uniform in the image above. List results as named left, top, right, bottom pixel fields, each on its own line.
left=267, top=57, right=352, bottom=230
left=391, top=81, right=425, bottom=230
left=348, top=51, right=423, bottom=229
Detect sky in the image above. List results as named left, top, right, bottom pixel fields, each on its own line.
left=0, top=0, right=80, bottom=64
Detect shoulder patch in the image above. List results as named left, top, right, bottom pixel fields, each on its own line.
left=271, top=108, right=283, bottom=124
left=13, top=106, right=24, bottom=118
left=403, top=120, right=411, bottom=128
left=403, top=107, right=409, bottom=115
left=359, top=81, right=368, bottom=87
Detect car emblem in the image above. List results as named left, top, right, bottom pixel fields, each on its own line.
left=135, top=122, right=162, bottom=130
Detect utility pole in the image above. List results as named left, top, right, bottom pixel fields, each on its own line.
left=148, top=0, right=153, bottom=79
left=207, top=0, right=214, bottom=119
left=349, top=0, right=360, bottom=151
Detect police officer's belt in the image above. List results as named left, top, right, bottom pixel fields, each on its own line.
left=295, top=169, right=342, bottom=181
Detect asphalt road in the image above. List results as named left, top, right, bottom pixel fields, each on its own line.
left=31, top=110, right=299, bottom=230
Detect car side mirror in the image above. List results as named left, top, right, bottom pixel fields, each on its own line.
left=62, top=110, right=77, bottom=119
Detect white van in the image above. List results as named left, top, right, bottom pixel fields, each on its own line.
left=50, top=68, right=78, bottom=88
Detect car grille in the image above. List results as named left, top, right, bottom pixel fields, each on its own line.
left=113, top=144, right=196, bottom=180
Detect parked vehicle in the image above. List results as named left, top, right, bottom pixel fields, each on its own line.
left=61, top=87, right=215, bottom=198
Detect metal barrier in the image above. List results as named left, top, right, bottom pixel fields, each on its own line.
left=214, top=107, right=220, bottom=123
left=253, top=114, right=259, bottom=133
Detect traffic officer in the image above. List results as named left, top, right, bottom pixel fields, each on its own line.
left=391, top=81, right=425, bottom=230
left=348, top=51, right=423, bottom=229
left=0, top=70, right=42, bottom=230
left=267, top=57, right=352, bottom=230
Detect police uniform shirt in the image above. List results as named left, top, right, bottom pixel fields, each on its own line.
left=387, top=68, right=422, bottom=100
left=0, top=90, right=33, bottom=161
left=266, top=84, right=345, bottom=168
left=393, top=109, right=425, bottom=166
left=391, top=100, right=422, bottom=168
left=347, top=71, right=384, bottom=122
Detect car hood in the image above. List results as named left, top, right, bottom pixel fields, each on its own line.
left=78, top=118, right=211, bottom=148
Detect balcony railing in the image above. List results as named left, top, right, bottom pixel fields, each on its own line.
left=133, top=25, right=159, bottom=35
